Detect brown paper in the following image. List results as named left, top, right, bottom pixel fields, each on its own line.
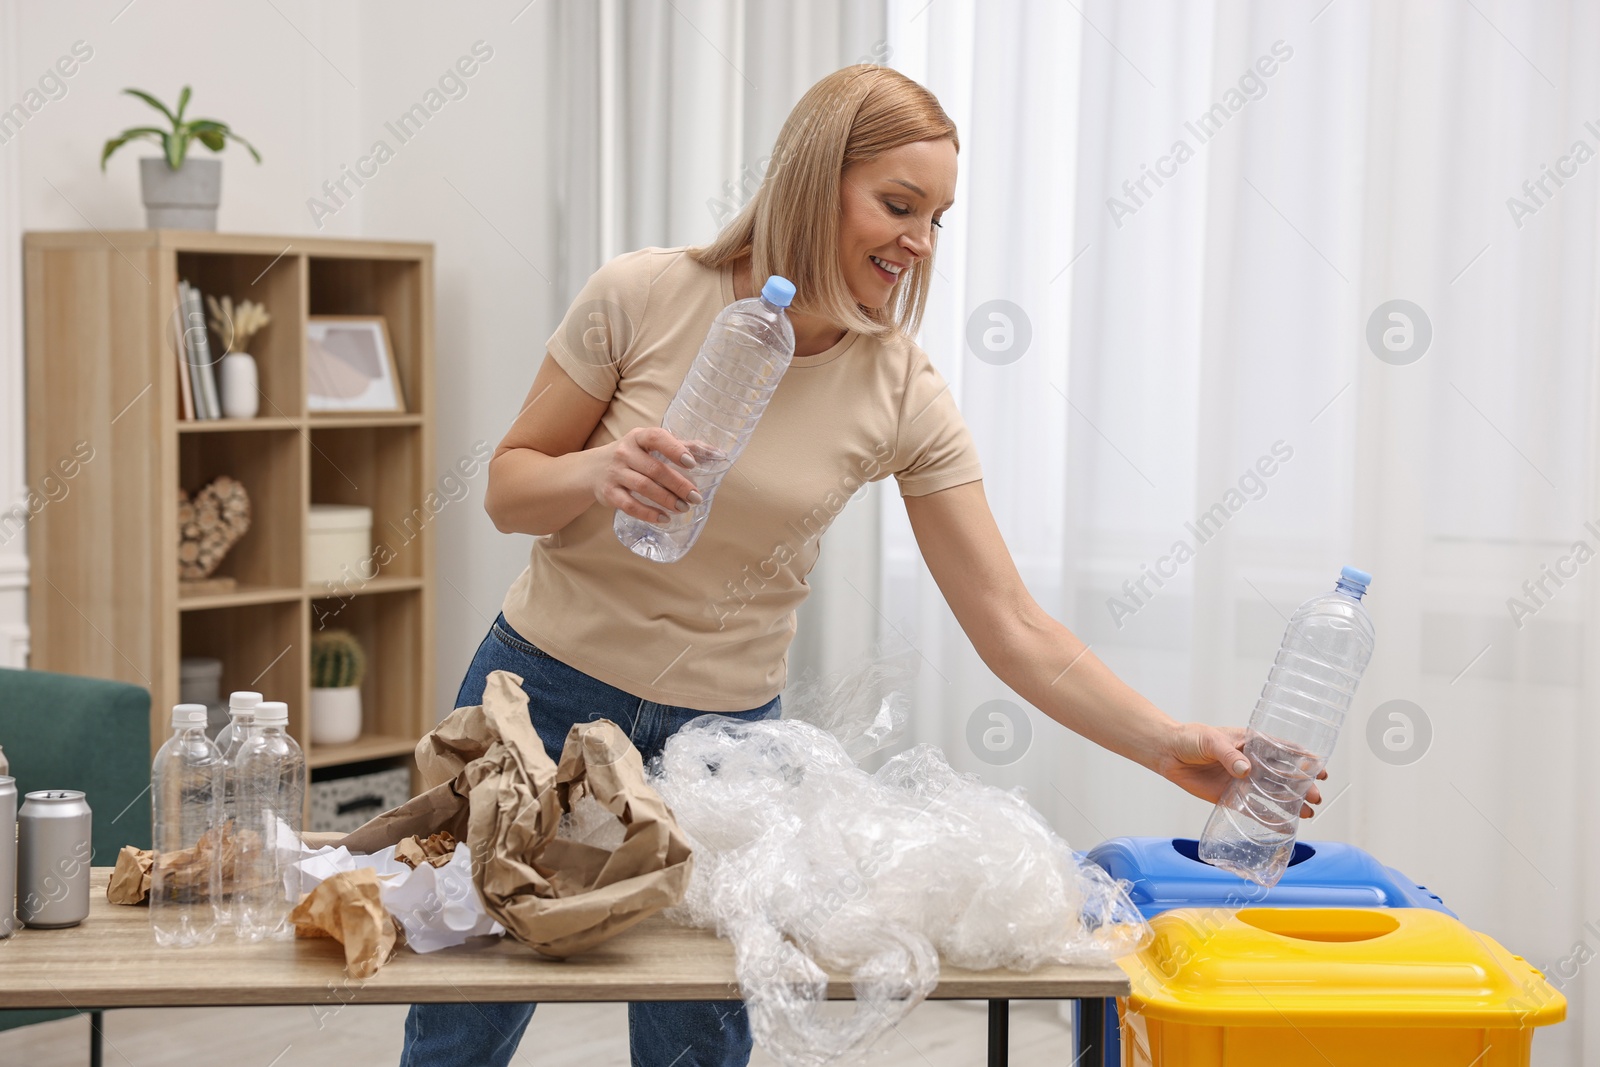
left=107, top=845, right=155, bottom=905
left=289, top=868, right=400, bottom=979
left=105, top=822, right=252, bottom=905
left=331, top=669, right=693, bottom=958
left=394, top=830, right=458, bottom=869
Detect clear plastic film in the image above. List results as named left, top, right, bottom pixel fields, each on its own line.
left=776, top=636, right=914, bottom=761
left=646, top=657, right=1149, bottom=1066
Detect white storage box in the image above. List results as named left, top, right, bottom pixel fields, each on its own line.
left=309, top=760, right=412, bottom=834
left=307, top=503, right=373, bottom=586
left=179, top=656, right=229, bottom=738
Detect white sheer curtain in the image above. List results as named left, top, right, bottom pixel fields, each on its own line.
left=549, top=0, right=888, bottom=282
left=866, top=2, right=1599, bottom=1061
left=546, top=5, right=1599, bottom=1055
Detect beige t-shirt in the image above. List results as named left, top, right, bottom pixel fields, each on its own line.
left=500, top=246, right=983, bottom=711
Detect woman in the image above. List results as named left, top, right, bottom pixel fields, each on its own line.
left=401, top=64, right=1322, bottom=1067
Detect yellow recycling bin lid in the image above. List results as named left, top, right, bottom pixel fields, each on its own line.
left=1122, top=907, right=1566, bottom=1029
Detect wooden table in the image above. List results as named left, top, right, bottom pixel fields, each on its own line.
left=0, top=870, right=1128, bottom=1066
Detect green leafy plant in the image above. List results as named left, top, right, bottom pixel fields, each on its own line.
left=311, top=628, right=367, bottom=690
left=100, top=86, right=261, bottom=172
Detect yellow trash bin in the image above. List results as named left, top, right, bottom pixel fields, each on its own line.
left=1119, top=907, right=1565, bottom=1066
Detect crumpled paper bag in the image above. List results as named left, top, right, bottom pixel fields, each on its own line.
left=107, top=845, right=155, bottom=904
left=105, top=822, right=253, bottom=905
left=330, top=669, right=693, bottom=958
left=289, top=868, right=401, bottom=979
left=396, top=830, right=458, bottom=869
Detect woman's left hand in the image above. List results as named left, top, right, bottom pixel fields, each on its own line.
left=1152, top=722, right=1328, bottom=817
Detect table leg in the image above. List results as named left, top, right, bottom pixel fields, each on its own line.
left=1074, top=997, right=1105, bottom=1065
left=987, top=998, right=1008, bottom=1067
left=89, top=1010, right=104, bottom=1067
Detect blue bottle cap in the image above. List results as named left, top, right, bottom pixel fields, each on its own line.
left=761, top=275, right=796, bottom=308
left=1336, top=565, right=1371, bottom=597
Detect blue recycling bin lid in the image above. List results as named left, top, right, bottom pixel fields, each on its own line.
left=1087, top=837, right=1454, bottom=918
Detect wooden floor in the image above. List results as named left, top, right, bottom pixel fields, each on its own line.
left=6, top=998, right=1080, bottom=1065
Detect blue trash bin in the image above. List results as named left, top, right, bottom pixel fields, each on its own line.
left=1078, top=837, right=1453, bottom=1065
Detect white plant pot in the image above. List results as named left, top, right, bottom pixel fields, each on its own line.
left=310, top=685, right=363, bottom=745
left=219, top=351, right=259, bottom=418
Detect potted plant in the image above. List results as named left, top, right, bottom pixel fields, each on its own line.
left=310, top=628, right=366, bottom=745
left=100, top=86, right=261, bottom=230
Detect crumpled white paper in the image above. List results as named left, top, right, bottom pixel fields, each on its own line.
left=277, top=793, right=660, bottom=955
left=289, top=840, right=505, bottom=953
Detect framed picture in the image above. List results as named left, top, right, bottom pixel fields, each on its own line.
left=306, top=315, right=406, bottom=413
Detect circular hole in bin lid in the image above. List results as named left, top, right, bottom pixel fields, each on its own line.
left=1237, top=908, right=1399, bottom=942
left=1171, top=837, right=1316, bottom=868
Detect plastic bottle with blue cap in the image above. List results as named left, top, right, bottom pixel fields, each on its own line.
left=1199, top=566, right=1376, bottom=887
left=614, top=274, right=798, bottom=562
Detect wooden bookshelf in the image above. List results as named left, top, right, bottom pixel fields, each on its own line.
left=22, top=231, right=437, bottom=777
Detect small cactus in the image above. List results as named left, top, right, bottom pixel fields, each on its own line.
left=311, top=628, right=366, bottom=689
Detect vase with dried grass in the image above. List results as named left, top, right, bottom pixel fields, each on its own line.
left=206, top=294, right=271, bottom=419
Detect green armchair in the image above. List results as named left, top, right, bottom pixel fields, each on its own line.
left=0, top=666, right=151, bottom=1053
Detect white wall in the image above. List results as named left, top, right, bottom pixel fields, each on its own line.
left=354, top=5, right=575, bottom=713
left=0, top=0, right=570, bottom=713
left=0, top=0, right=27, bottom=665
left=1, top=0, right=355, bottom=668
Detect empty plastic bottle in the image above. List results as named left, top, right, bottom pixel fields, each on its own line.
left=151, top=703, right=223, bottom=947
left=1200, top=566, right=1375, bottom=887
left=215, top=691, right=262, bottom=925
left=234, top=701, right=305, bottom=941
left=213, top=690, right=263, bottom=757
left=614, top=275, right=796, bottom=562
left=216, top=691, right=262, bottom=826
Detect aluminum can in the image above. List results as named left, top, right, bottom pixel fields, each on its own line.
left=0, top=777, right=15, bottom=937
left=17, top=790, right=92, bottom=929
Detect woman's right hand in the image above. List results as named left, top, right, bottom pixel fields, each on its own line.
left=593, top=427, right=706, bottom=524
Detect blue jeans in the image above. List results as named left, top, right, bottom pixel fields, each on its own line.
left=400, top=613, right=782, bottom=1067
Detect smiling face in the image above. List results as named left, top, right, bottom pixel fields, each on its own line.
left=838, top=138, right=957, bottom=310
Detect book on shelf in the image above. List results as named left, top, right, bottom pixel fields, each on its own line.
left=172, top=292, right=194, bottom=420
left=179, top=279, right=221, bottom=419
left=178, top=280, right=204, bottom=418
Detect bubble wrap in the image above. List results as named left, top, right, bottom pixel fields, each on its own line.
left=647, top=714, right=1148, bottom=1066
left=777, top=640, right=913, bottom=761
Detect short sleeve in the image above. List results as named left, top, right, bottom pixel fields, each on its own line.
left=544, top=251, right=654, bottom=402
left=891, top=345, right=984, bottom=497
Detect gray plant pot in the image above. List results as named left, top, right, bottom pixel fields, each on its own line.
left=139, top=156, right=221, bottom=230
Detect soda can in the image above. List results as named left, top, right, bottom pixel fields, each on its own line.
left=17, top=790, right=92, bottom=929
left=0, top=776, right=15, bottom=938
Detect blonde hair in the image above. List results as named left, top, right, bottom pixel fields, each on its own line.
left=688, top=64, right=958, bottom=340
